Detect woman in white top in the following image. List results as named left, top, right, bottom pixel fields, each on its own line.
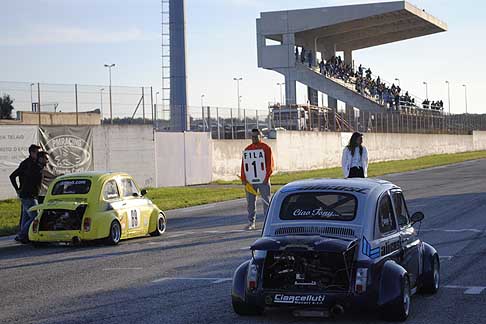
left=341, top=132, right=369, bottom=178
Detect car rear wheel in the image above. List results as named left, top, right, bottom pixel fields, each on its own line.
left=232, top=297, right=263, bottom=316
left=421, top=255, right=440, bottom=294
left=385, top=276, right=411, bottom=322
left=150, top=212, right=167, bottom=236
left=106, top=221, right=121, bottom=245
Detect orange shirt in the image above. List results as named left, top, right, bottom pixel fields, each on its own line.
left=240, top=141, right=274, bottom=183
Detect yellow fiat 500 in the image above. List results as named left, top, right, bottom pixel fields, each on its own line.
left=28, top=172, right=167, bottom=245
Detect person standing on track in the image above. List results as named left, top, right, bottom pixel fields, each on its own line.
left=9, top=144, right=43, bottom=243
left=241, top=129, right=274, bottom=231
left=341, top=132, right=369, bottom=179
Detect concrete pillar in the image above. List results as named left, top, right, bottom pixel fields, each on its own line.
left=323, top=44, right=338, bottom=109
left=344, top=49, right=353, bottom=67
left=285, top=72, right=297, bottom=105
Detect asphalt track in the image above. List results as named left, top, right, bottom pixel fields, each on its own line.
left=1, top=159, right=485, bottom=324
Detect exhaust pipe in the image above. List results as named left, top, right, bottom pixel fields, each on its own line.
left=330, top=304, right=345, bottom=316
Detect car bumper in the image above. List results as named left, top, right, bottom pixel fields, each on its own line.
left=248, top=290, right=377, bottom=311
left=29, top=230, right=101, bottom=242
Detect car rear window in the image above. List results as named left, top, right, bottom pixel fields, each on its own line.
left=52, top=179, right=92, bottom=195
left=280, top=192, right=357, bottom=221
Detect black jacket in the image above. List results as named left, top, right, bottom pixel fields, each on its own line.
left=9, top=157, right=44, bottom=199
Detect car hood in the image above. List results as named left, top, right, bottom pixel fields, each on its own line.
left=250, top=235, right=358, bottom=253
left=29, top=199, right=88, bottom=212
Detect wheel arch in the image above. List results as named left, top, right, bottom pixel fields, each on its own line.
left=232, top=260, right=251, bottom=304
left=377, top=259, right=409, bottom=307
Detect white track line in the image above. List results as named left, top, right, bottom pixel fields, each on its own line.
left=421, top=228, right=484, bottom=234
left=444, top=285, right=486, bottom=295
left=103, top=268, right=143, bottom=271
left=152, top=277, right=232, bottom=284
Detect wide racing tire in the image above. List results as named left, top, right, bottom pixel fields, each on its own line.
left=385, top=276, right=411, bottom=322
left=105, top=221, right=121, bottom=245
left=150, top=212, right=167, bottom=237
left=232, top=297, right=263, bottom=316
left=420, top=255, right=440, bottom=294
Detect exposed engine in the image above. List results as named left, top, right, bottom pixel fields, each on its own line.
left=262, top=251, right=353, bottom=292
left=39, top=206, right=87, bottom=231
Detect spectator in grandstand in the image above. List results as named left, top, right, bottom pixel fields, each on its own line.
left=307, top=51, right=313, bottom=68
left=319, top=59, right=325, bottom=75
left=342, top=132, right=369, bottom=179
left=301, top=48, right=306, bottom=64
left=295, top=47, right=299, bottom=62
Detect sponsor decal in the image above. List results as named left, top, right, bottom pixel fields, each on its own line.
left=292, top=208, right=340, bottom=218
left=362, top=237, right=381, bottom=259
left=273, top=294, right=325, bottom=305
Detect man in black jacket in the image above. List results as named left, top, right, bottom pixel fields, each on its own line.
left=9, top=144, right=43, bottom=243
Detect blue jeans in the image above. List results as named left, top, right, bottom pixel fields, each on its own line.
left=18, top=198, right=38, bottom=240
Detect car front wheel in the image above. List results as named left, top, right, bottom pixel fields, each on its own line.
left=421, top=255, right=440, bottom=294
left=106, top=221, right=121, bottom=245
left=232, top=297, right=263, bottom=316
left=150, top=212, right=167, bottom=236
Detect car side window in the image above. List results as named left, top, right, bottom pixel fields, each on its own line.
left=120, top=178, right=140, bottom=198
left=378, top=194, right=397, bottom=234
left=103, top=180, right=120, bottom=201
left=392, top=192, right=410, bottom=228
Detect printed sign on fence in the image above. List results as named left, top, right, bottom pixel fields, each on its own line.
left=39, top=126, right=94, bottom=176
left=0, top=126, right=38, bottom=171
left=243, top=149, right=266, bottom=185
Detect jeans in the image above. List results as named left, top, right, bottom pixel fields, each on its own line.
left=246, top=182, right=271, bottom=224
left=18, top=198, right=38, bottom=240
left=348, top=167, right=365, bottom=178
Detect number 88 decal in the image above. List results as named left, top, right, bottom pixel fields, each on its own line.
left=129, top=209, right=140, bottom=229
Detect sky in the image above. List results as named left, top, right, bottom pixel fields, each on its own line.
left=1, top=0, right=485, bottom=114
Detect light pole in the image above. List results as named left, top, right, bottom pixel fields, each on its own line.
left=462, top=84, right=468, bottom=114
left=233, top=77, right=243, bottom=120
left=104, top=63, right=115, bottom=123
left=201, top=94, right=205, bottom=108
left=100, top=88, right=104, bottom=121
left=395, top=78, right=400, bottom=87
left=423, top=81, right=428, bottom=100
left=277, top=82, right=285, bottom=105
left=445, top=81, right=451, bottom=114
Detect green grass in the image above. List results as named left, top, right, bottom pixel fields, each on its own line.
left=1, top=151, right=485, bottom=237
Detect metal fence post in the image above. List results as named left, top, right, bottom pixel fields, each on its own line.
left=75, top=84, right=79, bottom=126
left=150, top=87, right=154, bottom=128
left=142, top=87, right=145, bottom=124
left=202, top=105, right=206, bottom=132
left=244, top=109, right=247, bottom=139
left=37, top=83, right=41, bottom=126
left=216, top=107, right=220, bottom=140
left=256, top=110, right=259, bottom=129
left=230, top=108, right=235, bottom=139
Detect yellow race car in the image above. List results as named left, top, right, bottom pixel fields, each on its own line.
left=29, top=172, right=167, bottom=245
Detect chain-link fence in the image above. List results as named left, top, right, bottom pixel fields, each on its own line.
left=0, top=81, right=155, bottom=124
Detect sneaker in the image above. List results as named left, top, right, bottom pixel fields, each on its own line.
left=245, top=223, right=256, bottom=231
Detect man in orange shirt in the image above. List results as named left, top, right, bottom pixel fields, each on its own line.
left=241, top=129, right=274, bottom=230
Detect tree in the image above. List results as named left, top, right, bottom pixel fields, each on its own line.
left=0, top=94, right=14, bottom=119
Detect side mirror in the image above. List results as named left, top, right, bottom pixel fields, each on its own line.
left=141, top=189, right=147, bottom=196
left=411, top=212, right=425, bottom=224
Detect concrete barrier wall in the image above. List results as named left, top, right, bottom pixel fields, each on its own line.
left=211, top=131, right=486, bottom=180
left=93, top=125, right=156, bottom=188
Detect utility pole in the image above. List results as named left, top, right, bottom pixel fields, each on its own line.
left=104, top=63, right=116, bottom=123
left=233, top=77, right=243, bottom=119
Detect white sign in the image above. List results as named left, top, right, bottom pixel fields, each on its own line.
left=128, top=208, right=141, bottom=229
left=243, top=149, right=266, bottom=185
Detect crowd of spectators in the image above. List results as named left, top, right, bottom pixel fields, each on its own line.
left=295, top=47, right=444, bottom=113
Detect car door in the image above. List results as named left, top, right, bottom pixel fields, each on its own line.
left=392, top=190, right=421, bottom=288
left=374, top=192, right=401, bottom=263
left=101, top=179, right=127, bottom=235
left=118, top=177, right=148, bottom=237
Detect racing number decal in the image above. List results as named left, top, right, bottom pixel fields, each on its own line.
left=243, top=149, right=266, bottom=185
left=128, top=208, right=140, bottom=229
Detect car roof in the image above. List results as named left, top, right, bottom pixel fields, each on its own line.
left=55, top=171, right=131, bottom=183
left=280, top=178, right=396, bottom=194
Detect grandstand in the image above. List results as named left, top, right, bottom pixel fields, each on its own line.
left=256, top=1, right=447, bottom=119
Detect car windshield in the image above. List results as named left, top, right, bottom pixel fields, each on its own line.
left=280, top=192, right=357, bottom=221
left=52, top=179, right=92, bottom=195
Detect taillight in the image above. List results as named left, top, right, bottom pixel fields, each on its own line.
left=32, top=219, right=39, bottom=233
left=247, top=263, right=258, bottom=291
left=83, top=217, right=91, bottom=232
left=355, top=268, right=368, bottom=294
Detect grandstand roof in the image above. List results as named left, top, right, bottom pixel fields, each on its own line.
left=259, top=1, right=447, bottom=51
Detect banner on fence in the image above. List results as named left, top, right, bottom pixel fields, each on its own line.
left=0, top=126, right=38, bottom=170
left=39, top=126, right=94, bottom=176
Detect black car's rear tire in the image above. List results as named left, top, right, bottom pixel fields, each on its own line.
left=105, top=221, right=121, bottom=245
left=232, top=297, right=263, bottom=316
left=150, top=212, right=167, bottom=237
left=385, top=276, right=411, bottom=322
left=420, top=255, right=440, bottom=294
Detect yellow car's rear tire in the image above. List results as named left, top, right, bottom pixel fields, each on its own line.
left=150, top=212, right=167, bottom=237
left=106, top=221, right=121, bottom=245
